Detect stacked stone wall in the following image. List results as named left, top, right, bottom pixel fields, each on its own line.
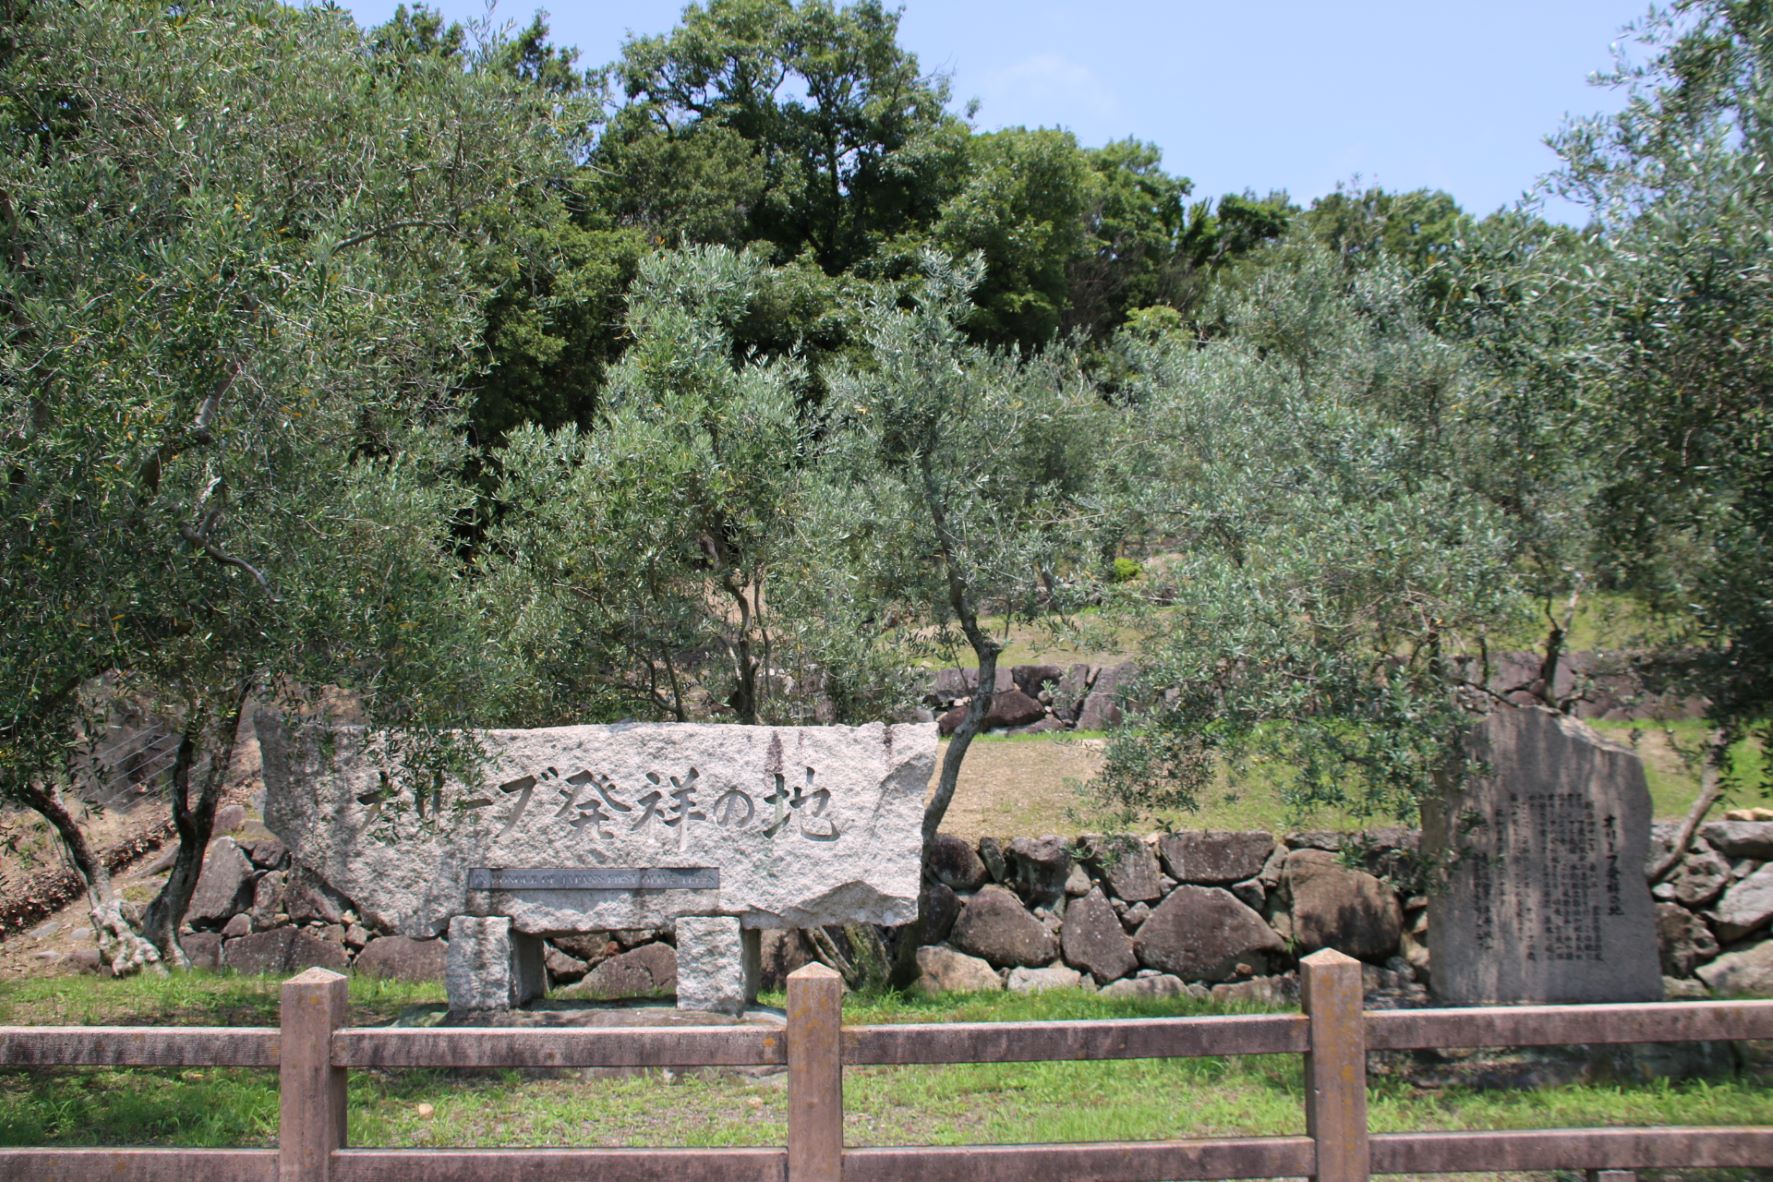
left=101, top=818, right=1773, bottom=1005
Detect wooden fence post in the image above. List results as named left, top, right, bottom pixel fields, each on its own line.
left=1301, top=948, right=1368, bottom=1182
left=787, top=963, right=844, bottom=1182
left=281, top=967, right=349, bottom=1182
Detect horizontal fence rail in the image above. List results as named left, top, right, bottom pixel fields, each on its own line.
left=3, top=951, right=1772, bottom=1181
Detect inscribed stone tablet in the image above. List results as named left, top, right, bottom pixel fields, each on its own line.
left=1424, top=706, right=1660, bottom=1004
left=258, top=718, right=933, bottom=938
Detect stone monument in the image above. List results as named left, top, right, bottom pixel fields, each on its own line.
left=1424, top=706, right=1660, bottom=1004
left=258, top=718, right=933, bottom=1014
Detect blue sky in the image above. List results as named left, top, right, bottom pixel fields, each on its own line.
left=332, top=0, right=1651, bottom=224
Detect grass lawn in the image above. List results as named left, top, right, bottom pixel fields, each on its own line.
left=3, top=972, right=1770, bottom=1159
left=939, top=720, right=1767, bottom=840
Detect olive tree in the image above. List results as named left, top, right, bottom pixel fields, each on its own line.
left=0, top=1, right=579, bottom=970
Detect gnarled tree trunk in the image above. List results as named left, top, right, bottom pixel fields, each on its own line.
left=19, top=776, right=163, bottom=977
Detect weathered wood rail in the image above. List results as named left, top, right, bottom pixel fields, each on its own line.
left=3, top=950, right=1772, bottom=1181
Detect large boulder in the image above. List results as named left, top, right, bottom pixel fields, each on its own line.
left=1051, top=664, right=1095, bottom=723
left=1008, top=964, right=1086, bottom=993
left=1084, top=835, right=1164, bottom=903
left=285, top=866, right=352, bottom=926
left=1134, top=886, right=1283, bottom=980
left=918, top=882, right=963, bottom=945
left=914, top=945, right=1002, bottom=994
left=982, top=688, right=1047, bottom=732
left=1283, top=849, right=1402, bottom=962
left=1711, top=864, right=1773, bottom=942
left=1697, top=940, right=1773, bottom=997
left=1159, top=831, right=1275, bottom=886
left=1012, top=664, right=1065, bottom=698
left=354, top=935, right=447, bottom=982
left=1701, top=821, right=1773, bottom=861
left=1076, top=662, right=1136, bottom=731
left=950, top=884, right=1060, bottom=968
left=1060, top=889, right=1138, bottom=983
left=249, top=870, right=287, bottom=930
left=186, top=838, right=257, bottom=929
left=1657, top=844, right=1731, bottom=908
left=1655, top=903, right=1720, bottom=978
left=928, top=834, right=989, bottom=891
left=223, top=927, right=348, bottom=975
left=567, top=943, right=677, bottom=1000
left=1006, top=837, right=1073, bottom=907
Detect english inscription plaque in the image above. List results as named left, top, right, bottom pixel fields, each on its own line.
left=467, top=867, right=721, bottom=892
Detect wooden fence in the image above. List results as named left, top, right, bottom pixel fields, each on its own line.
left=3, top=948, right=1772, bottom=1181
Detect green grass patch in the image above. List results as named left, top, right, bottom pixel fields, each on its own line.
left=3, top=974, right=1769, bottom=1152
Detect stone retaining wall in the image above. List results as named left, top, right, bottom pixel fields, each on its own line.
left=153, top=819, right=1773, bottom=1004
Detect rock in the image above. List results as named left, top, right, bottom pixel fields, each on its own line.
left=141, top=844, right=180, bottom=876
left=1006, top=837, right=1072, bottom=906
left=935, top=706, right=967, bottom=737
left=1711, top=864, right=1773, bottom=942
left=1076, top=662, right=1136, bottom=731
left=930, top=667, right=972, bottom=703
left=67, top=946, right=105, bottom=975
left=355, top=935, right=448, bottom=982
left=567, top=943, right=678, bottom=1000
left=1134, top=886, right=1284, bottom=981
left=1230, top=879, right=1265, bottom=912
left=186, top=838, right=256, bottom=929
left=1158, top=831, right=1275, bottom=886
left=676, top=916, right=758, bottom=1014
left=928, top=834, right=989, bottom=891
left=1210, top=974, right=1299, bottom=1007
left=260, top=717, right=934, bottom=937
left=552, top=933, right=619, bottom=965
left=285, top=866, right=353, bottom=926
left=914, top=945, right=1003, bottom=994
left=243, top=835, right=288, bottom=870
left=1726, top=808, right=1773, bottom=822
left=978, top=837, right=1009, bottom=883
left=446, top=917, right=544, bottom=1009
left=918, top=882, right=962, bottom=945
left=950, top=884, right=1060, bottom=968
left=1701, top=821, right=1773, bottom=861
left=757, top=929, right=812, bottom=990
left=1008, top=964, right=1086, bottom=993
left=981, top=688, right=1046, bottom=732
left=1099, top=973, right=1192, bottom=1000
left=223, top=927, right=348, bottom=975
left=345, top=924, right=370, bottom=949
left=221, top=913, right=251, bottom=939
left=1061, top=890, right=1138, bottom=984
left=1064, top=864, right=1093, bottom=897
left=1283, top=849, right=1402, bottom=962
left=1655, top=904, right=1719, bottom=978
left=213, top=803, right=247, bottom=834
left=1661, top=845, right=1731, bottom=907
left=250, top=870, right=287, bottom=930
left=1051, top=664, right=1095, bottom=723
left=1011, top=664, right=1065, bottom=698
left=1424, top=707, right=1661, bottom=1005
left=1283, top=830, right=1346, bottom=852
left=1697, top=940, right=1773, bottom=997
left=1120, top=901, right=1151, bottom=932
left=1664, top=976, right=1711, bottom=1000
left=614, top=928, right=670, bottom=950
left=1084, top=835, right=1164, bottom=903
left=180, top=932, right=221, bottom=971
left=1008, top=717, right=1066, bottom=735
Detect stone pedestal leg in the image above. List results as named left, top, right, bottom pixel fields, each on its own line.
left=675, top=916, right=760, bottom=1014
left=445, top=916, right=545, bottom=1011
